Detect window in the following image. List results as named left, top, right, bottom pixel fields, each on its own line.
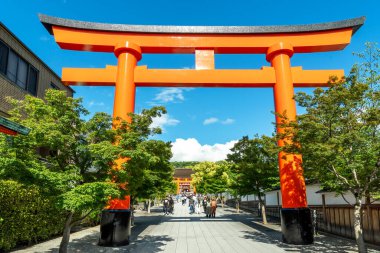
left=28, top=67, right=38, bottom=95
left=6, top=50, right=17, bottom=82
left=0, top=40, right=39, bottom=96
left=0, top=41, right=8, bottom=74
left=16, top=57, right=28, bottom=89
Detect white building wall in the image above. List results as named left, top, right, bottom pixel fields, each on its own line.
left=242, top=194, right=257, bottom=201
left=323, top=191, right=359, bottom=205
left=265, top=190, right=281, bottom=206
left=265, top=184, right=356, bottom=206
left=306, top=184, right=323, bottom=205
left=265, top=184, right=362, bottom=206
left=227, top=184, right=380, bottom=206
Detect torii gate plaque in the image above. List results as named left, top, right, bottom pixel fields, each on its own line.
left=40, top=14, right=364, bottom=245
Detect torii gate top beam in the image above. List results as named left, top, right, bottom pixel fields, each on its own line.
left=39, top=14, right=364, bottom=54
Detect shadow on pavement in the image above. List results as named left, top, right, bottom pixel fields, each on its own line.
left=64, top=234, right=173, bottom=253
left=238, top=217, right=364, bottom=253
left=31, top=214, right=172, bottom=253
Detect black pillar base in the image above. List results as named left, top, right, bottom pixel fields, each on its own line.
left=98, top=209, right=131, bottom=247
left=280, top=208, right=314, bottom=245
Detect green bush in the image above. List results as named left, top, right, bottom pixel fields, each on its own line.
left=0, top=180, right=65, bottom=251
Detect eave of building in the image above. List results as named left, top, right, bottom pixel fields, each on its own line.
left=0, top=116, right=30, bottom=135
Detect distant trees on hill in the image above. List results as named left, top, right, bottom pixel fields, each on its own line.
left=171, top=161, right=200, bottom=168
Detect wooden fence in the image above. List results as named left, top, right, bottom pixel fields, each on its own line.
left=233, top=200, right=380, bottom=246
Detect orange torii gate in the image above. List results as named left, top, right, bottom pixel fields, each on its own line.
left=40, top=14, right=364, bottom=245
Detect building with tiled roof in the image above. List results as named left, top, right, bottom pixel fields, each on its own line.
left=174, top=168, right=195, bottom=194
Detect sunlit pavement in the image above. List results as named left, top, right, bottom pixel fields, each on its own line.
left=14, top=202, right=380, bottom=253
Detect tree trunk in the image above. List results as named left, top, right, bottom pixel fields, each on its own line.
left=131, top=196, right=135, bottom=226
left=59, top=212, right=73, bottom=253
left=353, top=199, right=367, bottom=253
left=236, top=198, right=240, bottom=213
left=261, top=203, right=267, bottom=224
left=257, top=193, right=267, bottom=224
left=147, top=199, right=151, bottom=213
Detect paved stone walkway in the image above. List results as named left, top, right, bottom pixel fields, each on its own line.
left=14, top=202, right=380, bottom=253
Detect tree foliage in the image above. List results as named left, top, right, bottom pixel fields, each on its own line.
left=0, top=180, right=66, bottom=251
left=0, top=90, right=120, bottom=252
left=115, top=107, right=175, bottom=200
left=282, top=43, right=380, bottom=201
left=227, top=135, right=279, bottom=196
left=171, top=161, right=200, bottom=168
left=0, top=90, right=175, bottom=252
left=191, top=161, right=230, bottom=194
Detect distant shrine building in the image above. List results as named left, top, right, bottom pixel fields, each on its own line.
left=174, top=169, right=195, bottom=194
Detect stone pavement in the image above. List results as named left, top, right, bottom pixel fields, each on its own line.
left=14, top=202, right=380, bottom=253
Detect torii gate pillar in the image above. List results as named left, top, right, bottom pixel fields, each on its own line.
left=267, top=43, right=312, bottom=243
left=113, top=42, right=141, bottom=121
left=106, top=42, right=142, bottom=210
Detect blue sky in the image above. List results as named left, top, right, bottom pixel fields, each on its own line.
left=2, top=0, right=379, bottom=161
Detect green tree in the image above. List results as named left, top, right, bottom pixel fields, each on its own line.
left=116, top=107, right=175, bottom=212
left=227, top=135, right=279, bottom=223
left=3, top=90, right=120, bottom=253
left=171, top=161, right=199, bottom=168
left=280, top=43, right=380, bottom=252
left=191, top=161, right=229, bottom=195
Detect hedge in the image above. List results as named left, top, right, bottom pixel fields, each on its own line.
left=0, top=180, right=66, bottom=252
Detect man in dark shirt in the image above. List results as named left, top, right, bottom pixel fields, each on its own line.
left=163, top=197, right=170, bottom=215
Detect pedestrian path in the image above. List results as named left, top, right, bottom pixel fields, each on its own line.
left=14, top=202, right=380, bottom=253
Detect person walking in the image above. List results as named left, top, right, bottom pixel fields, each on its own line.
left=163, top=197, right=170, bottom=215
left=188, top=195, right=195, bottom=214
left=202, top=196, right=208, bottom=213
left=194, top=196, right=201, bottom=214
left=210, top=197, right=217, bottom=218
left=205, top=197, right=211, bottom=218
left=169, top=196, right=174, bottom=214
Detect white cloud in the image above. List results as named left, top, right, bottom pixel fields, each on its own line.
left=151, top=88, right=193, bottom=105
left=154, top=88, right=185, bottom=103
left=151, top=114, right=180, bottom=132
left=88, top=101, right=105, bottom=107
left=203, top=117, right=219, bottom=125
left=171, top=138, right=238, bottom=162
left=222, top=118, right=235, bottom=125
left=203, top=117, right=235, bottom=125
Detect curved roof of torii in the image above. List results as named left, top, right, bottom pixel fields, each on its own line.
left=39, top=14, right=365, bottom=35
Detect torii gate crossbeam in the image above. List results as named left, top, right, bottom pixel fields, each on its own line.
left=39, top=14, right=364, bottom=246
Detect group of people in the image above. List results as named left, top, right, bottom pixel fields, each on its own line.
left=166, top=194, right=218, bottom=217
left=202, top=196, right=218, bottom=218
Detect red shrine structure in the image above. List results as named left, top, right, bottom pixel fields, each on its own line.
left=40, top=14, right=364, bottom=245
left=174, top=168, right=195, bottom=194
